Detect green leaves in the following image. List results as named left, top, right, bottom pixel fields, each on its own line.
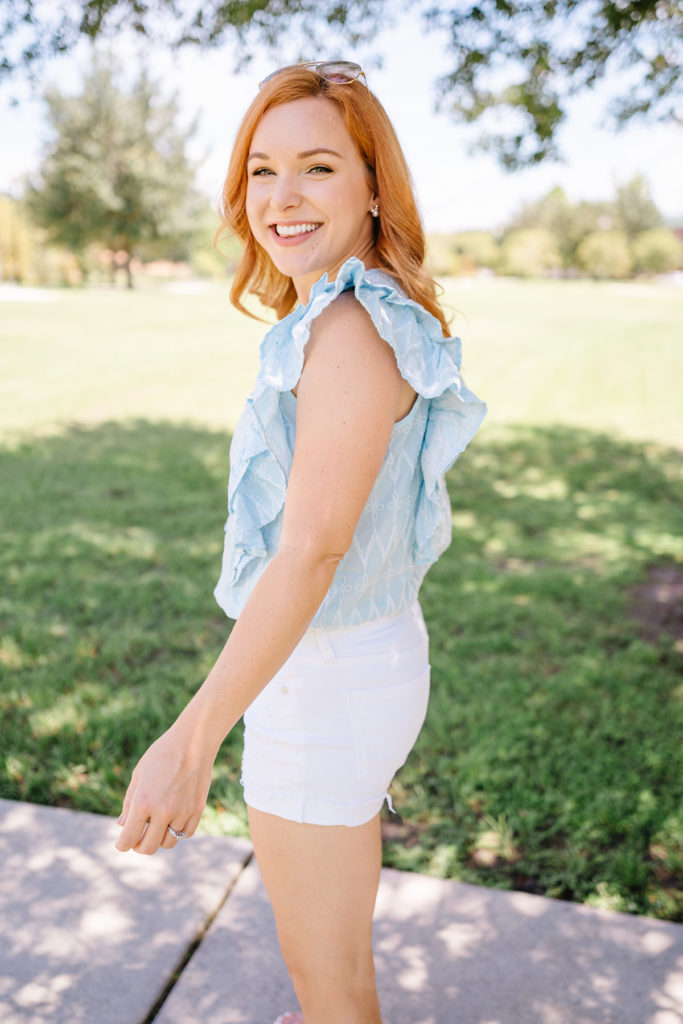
left=430, top=0, right=682, bottom=166
left=3, top=2, right=681, bottom=168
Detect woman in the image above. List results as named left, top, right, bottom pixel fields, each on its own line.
left=116, top=61, right=486, bottom=1024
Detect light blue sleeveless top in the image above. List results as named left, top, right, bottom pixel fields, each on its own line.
left=214, top=257, right=486, bottom=628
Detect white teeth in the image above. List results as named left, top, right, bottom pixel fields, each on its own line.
left=275, top=222, right=320, bottom=237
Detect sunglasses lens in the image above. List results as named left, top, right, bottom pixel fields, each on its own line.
left=259, top=61, right=364, bottom=89
left=317, top=61, right=363, bottom=83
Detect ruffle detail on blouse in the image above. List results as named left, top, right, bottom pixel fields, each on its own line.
left=223, top=257, right=486, bottom=587
left=221, top=386, right=291, bottom=587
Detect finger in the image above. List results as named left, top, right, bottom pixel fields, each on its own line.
left=160, top=826, right=178, bottom=850
left=117, top=762, right=142, bottom=826
left=115, top=813, right=149, bottom=852
left=182, top=811, right=202, bottom=838
left=134, top=815, right=168, bottom=856
left=117, top=783, right=135, bottom=827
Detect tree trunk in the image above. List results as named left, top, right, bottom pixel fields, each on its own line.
left=76, top=254, right=89, bottom=286
left=124, top=253, right=134, bottom=289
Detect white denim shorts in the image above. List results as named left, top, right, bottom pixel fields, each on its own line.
left=241, top=601, right=430, bottom=827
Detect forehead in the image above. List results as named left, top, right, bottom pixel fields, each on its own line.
left=250, top=96, right=355, bottom=152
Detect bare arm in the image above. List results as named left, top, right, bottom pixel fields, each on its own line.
left=116, top=294, right=404, bottom=853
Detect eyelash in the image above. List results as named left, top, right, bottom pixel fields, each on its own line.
left=250, top=165, right=333, bottom=177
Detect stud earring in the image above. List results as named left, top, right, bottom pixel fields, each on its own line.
left=370, top=203, right=379, bottom=218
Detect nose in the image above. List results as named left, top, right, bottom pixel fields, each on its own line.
left=270, top=172, right=302, bottom=212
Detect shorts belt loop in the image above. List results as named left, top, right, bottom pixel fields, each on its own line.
left=314, top=629, right=336, bottom=662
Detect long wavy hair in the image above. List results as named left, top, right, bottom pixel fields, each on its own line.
left=217, top=65, right=450, bottom=336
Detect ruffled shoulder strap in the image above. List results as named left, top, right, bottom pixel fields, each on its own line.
left=258, top=256, right=460, bottom=395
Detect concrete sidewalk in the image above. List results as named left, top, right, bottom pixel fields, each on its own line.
left=1, top=798, right=681, bottom=1024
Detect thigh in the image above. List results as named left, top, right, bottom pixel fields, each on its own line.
left=248, top=806, right=382, bottom=966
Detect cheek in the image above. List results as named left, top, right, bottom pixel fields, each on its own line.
left=340, top=183, right=371, bottom=228
left=245, top=189, right=262, bottom=235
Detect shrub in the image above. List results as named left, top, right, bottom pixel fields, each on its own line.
left=499, top=229, right=561, bottom=277
left=631, top=229, right=683, bottom=275
left=576, top=230, right=633, bottom=279
left=426, top=233, right=459, bottom=276
left=0, top=195, right=34, bottom=283
left=451, top=231, right=500, bottom=274
left=30, top=241, right=85, bottom=286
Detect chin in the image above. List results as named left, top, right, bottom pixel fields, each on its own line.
left=271, top=252, right=326, bottom=279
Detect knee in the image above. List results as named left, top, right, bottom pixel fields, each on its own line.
left=278, top=928, right=375, bottom=998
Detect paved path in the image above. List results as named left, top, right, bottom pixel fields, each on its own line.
left=1, top=798, right=681, bottom=1024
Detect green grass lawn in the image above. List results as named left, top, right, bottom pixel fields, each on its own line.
left=1, top=278, right=681, bottom=921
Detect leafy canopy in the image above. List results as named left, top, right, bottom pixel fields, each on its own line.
left=1, top=0, right=681, bottom=167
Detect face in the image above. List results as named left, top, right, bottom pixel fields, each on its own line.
left=245, top=96, right=377, bottom=302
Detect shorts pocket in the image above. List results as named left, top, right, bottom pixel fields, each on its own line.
left=348, top=666, right=430, bottom=790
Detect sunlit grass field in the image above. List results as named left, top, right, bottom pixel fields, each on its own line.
left=2, top=276, right=681, bottom=445
left=1, top=277, right=681, bottom=921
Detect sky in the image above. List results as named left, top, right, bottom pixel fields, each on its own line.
left=1, top=11, right=682, bottom=233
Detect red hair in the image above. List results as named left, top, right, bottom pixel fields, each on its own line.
left=217, top=66, right=450, bottom=336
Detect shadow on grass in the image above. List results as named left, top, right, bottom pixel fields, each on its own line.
left=0, top=420, right=245, bottom=829
left=400, top=424, right=683, bottom=921
left=1, top=420, right=681, bottom=919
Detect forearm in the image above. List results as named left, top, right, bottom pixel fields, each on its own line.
left=174, top=546, right=339, bottom=755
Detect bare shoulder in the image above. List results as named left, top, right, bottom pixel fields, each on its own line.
left=299, top=290, right=416, bottom=420
left=304, top=289, right=398, bottom=372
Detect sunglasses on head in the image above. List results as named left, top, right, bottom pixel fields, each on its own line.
left=259, top=60, right=366, bottom=89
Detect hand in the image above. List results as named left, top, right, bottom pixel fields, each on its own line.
left=115, top=724, right=215, bottom=855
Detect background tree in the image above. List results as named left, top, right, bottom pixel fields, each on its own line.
left=507, top=186, right=618, bottom=268
left=28, top=61, right=204, bottom=287
left=507, top=187, right=579, bottom=268
left=1, top=0, right=681, bottom=168
left=614, top=173, right=664, bottom=239
left=501, top=174, right=681, bottom=275
left=423, top=173, right=680, bottom=279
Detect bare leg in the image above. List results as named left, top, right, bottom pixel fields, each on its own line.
left=248, top=806, right=384, bottom=1024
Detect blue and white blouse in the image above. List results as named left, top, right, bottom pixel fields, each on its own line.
left=214, top=257, right=486, bottom=628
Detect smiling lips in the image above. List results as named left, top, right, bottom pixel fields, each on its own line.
left=272, top=222, right=322, bottom=240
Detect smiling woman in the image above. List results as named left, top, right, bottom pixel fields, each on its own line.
left=220, top=63, right=452, bottom=332
left=115, top=62, right=486, bottom=1024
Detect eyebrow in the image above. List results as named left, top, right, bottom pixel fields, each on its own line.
left=247, top=148, right=344, bottom=161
